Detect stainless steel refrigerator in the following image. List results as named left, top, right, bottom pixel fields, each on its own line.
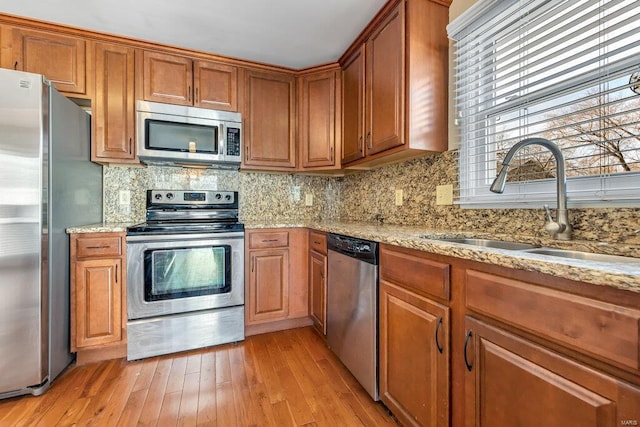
left=0, top=68, right=103, bottom=399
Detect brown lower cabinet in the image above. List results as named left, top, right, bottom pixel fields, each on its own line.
left=245, top=228, right=311, bottom=335
left=379, top=243, right=640, bottom=427
left=379, top=244, right=451, bottom=426
left=309, top=230, right=328, bottom=336
left=380, top=280, right=450, bottom=426
left=70, top=232, right=127, bottom=364
left=464, top=317, right=640, bottom=427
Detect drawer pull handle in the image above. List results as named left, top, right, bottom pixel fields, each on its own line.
left=435, top=317, right=444, bottom=354
left=464, top=330, right=473, bottom=372
left=86, top=245, right=110, bottom=249
left=261, top=239, right=279, bottom=243
left=313, top=241, right=321, bottom=245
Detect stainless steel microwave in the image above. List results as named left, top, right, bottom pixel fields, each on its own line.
left=136, top=101, right=242, bottom=168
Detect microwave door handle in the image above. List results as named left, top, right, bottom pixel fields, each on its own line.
left=219, top=123, right=224, bottom=157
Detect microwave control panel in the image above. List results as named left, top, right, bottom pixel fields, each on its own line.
left=226, top=128, right=241, bottom=156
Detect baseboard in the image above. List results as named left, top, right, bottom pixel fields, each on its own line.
left=245, top=316, right=314, bottom=336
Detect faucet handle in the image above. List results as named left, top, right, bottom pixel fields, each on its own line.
left=543, top=204, right=554, bottom=223
left=543, top=204, right=566, bottom=236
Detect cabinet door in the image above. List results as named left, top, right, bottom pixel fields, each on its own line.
left=299, top=69, right=339, bottom=168
left=248, top=249, right=290, bottom=323
left=93, top=42, right=136, bottom=162
left=341, top=46, right=366, bottom=164
left=366, top=2, right=405, bottom=156
left=464, top=317, right=640, bottom=427
left=12, top=27, right=86, bottom=95
left=194, top=60, right=238, bottom=111
left=74, top=258, right=122, bottom=349
left=309, top=250, right=327, bottom=335
left=141, top=50, right=193, bottom=105
left=243, top=69, right=296, bottom=169
left=380, top=280, right=450, bottom=427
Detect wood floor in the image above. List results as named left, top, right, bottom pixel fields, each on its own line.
left=0, top=327, right=398, bottom=426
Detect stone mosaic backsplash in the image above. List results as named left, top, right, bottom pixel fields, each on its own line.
left=336, top=151, right=640, bottom=246
left=103, top=165, right=335, bottom=224
left=103, top=151, right=640, bottom=246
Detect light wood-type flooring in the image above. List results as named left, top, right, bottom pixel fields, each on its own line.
left=0, top=327, right=398, bottom=426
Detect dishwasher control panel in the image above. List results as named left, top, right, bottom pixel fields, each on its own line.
left=327, top=234, right=378, bottom=264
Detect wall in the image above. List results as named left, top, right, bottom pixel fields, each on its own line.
left=103, top=165, right=337, bottom=224
left=103, top=0, right=639, bottom=249
left=335, top=152, right=640, bottom=246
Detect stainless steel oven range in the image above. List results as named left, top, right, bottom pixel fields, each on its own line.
left=126, top=190, right=244, bottom=360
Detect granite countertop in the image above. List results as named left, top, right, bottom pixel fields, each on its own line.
left=66, top=222, right=134, bottom=234
left=68, top=221, right=640, bottom=293
left=246, top=221, right=640, bottom=294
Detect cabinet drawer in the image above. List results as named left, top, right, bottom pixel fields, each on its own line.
left=465, top=269, right=640, bottom=372
left=249, top=231, right=289, bottom=249
left=75, top=236, right=122, bottom=258
left=380, top=245, right=450, bottom=300
left=309, top=231, right=327, bottom=254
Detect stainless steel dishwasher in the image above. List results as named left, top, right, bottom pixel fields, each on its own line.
left=327, top=233, right=379, bottom=401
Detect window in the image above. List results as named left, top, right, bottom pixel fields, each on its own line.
left=448, top=0, right=640, bottom=208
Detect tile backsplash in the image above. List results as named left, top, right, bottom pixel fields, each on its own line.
left=103, top=165, right=333, bottom=224
left=336, top=151, right=640, bottom=245
left=104, top=151, right=640, bottom=245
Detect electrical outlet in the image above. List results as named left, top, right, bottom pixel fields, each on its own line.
left=119, top=190, right=130, bottom=205
left=395, top=189, right=403, bottom=206
left=305, top=193, right=313, bottom=206
left=436, top=185, right=453, bottom=205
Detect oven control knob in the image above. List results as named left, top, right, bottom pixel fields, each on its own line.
left=225, top=194, right=232, bottom=201
left=154, top=193, right=163, bottom=200
left=166, top=192, right=174, bottom=200
left=215, top=193, right=222, bottom=200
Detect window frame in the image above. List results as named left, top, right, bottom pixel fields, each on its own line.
left=448, top=0, right=640, bottom=209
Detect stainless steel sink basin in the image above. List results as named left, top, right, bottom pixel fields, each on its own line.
left=521, top=248, right=640, bottom=264
left=431, top=238, right=539, bottom=251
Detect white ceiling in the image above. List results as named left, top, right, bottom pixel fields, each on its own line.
left=0, top=0, right=389, bottom=69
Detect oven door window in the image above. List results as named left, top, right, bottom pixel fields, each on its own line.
left=145, top=119, right=219, bottom=154
left=144, top=245, right=231, bottom=301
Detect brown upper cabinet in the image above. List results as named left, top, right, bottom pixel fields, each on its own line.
left=341, top=46, right=366, bottom=164
left=242, top=69, right=296, bottom=170
left=92, top=42, right=136, bottom=163
left=298, top=67, right=342, bottom=172
left=10, top=27, right=88, bottom=97
left=138, top=50, right=238, bottom=111
left=340, top=0, right=449, bottom=169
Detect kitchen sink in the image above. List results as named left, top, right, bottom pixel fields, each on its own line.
left=430, top=237, right=539, bottom=251
left=521, top=248, right=640, bottom=264
left=428, top=237, right=640, bottom=264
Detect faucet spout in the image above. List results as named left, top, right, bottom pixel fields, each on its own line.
left=489, top=138, right=572, bottom=240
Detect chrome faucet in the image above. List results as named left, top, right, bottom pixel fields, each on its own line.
left=489, top=138, right=572, bottom=240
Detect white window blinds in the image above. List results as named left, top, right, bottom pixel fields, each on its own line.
left=448, top=0, right=640, bottom=208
